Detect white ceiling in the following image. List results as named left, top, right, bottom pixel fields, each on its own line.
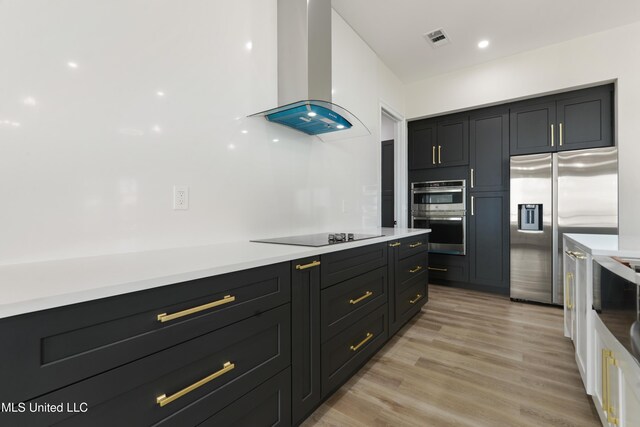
left=331, top=0, right=640, bottom=83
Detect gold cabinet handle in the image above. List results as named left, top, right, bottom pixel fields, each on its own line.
left=428, top=267, right=448, bottom=272
left=388, top=242, right=401, bottom=247
left=573, top=251, right=586, bottom=260
left=438, top=145, right=442, bottom=164
left=565, top=273, right=573, bottom=309
left=470, top=168, right=474, bottom=188
left=602, top=349, right=609, bottom=416
left=296, top=260, right=320, bottom=270
left=409, top=241, right=423, bottom=248
left=551, top=124, right=555, bottom=147
left=350, top=332, right=373, bottom=352
left=603, top=349, right=620, bottom=425
left=409, top=294, right=423, bottom=304
left=156, top=361, right=235, bottom=407
left=157, top=295, right=235, bottom=323
left=432, top=146, right=436, bottom=165
left=471, top=196, right=475, bottom=216
left=349, top=291, right=373, bottom=305
left=559, top=122, right=563, bottom=146
left=409, top=266, right=423, bottom=274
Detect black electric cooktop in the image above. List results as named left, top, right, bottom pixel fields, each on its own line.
left=251, top=232, right=383, bottom=247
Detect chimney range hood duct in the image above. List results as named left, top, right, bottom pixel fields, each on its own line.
left=250, top=0, right=368, bottom=139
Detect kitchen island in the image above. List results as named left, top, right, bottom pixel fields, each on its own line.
left=0, top=227, right=429, bottom=426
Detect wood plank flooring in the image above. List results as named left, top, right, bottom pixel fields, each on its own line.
left=302, top=285, right=600, bottom=427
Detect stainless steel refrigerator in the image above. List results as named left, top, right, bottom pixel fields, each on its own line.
left=510, top=147, right=618, bottom=304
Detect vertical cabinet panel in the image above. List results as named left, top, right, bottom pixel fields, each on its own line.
left=469, top=192, right=509, bottom=292
left=469, top=108, right=509, bottom=192
left=409, top=120, right=437, bottom=170
left=291, top=258, right=321, bottom=424
left=557, top=86, right=612, bottom=151
left=381, top=139, right=395, bottom=227
left=509, top=100, right=556, bottom=155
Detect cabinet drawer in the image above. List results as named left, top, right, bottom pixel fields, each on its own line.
left=397, top=252, right=428, bottom=291
left=321, top=305, right=388, bottom=396
left=0, top=262, right=290, bottom=403
left=398, top=234, right=428, bottom=260
left=396, top=281, right=427, bottom=325
left=321, top=266, right=387, bottom=341
left=198, top=368, right=291, bottom=427
left=321, top=243, right=387, bottom=289
left=14, top=305, right=291, bottom=427
left=428, top=253, right=468, bottom=282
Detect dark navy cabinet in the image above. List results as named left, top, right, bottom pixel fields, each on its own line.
left=510, top=84, right=613, bottom=155
left=469, top=107, right=509, bottom=192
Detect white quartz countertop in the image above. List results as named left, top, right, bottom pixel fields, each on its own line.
left=0, top=228, right=430, bottom=319
left=564, top=233, right=640, bottom=258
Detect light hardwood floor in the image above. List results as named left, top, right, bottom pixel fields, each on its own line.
left=302, top=285, right=600, bottom=427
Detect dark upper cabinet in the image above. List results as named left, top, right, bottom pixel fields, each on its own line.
left=556, top=86, right=612, bottom=151
left=469, top=108, right=509, bottom=192
left=509, top=100, right=556, bottom=155
left=469, top=192, right=509, bottom=293
left=408, top=119, right=437, bottom=169
left=510, top=84, right=613, bottom=155
left=291, top=257, right=321, bottom=424
left=436, top=115, right=469, bottom=167
left=409, top=116, right=468, bottom=170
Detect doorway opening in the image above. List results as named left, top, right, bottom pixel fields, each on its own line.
left=380, top=104, right=407, bottom=228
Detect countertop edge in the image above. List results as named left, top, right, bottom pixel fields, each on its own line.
left=0, top=228, right=430, bottom=319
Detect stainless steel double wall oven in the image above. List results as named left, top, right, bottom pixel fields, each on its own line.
left=411, top=180, right=466, bottom=255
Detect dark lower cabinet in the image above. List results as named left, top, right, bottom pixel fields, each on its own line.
left=0, top=236, right=431, bottom=427
left=469, top=192, right=509, bottom=294
left=321, top=305, right=388, bottom=396
left=388, top=236, right=429, bottom=335
left=198, top=368, right=291, bottom=427
left=428, top=253, right=468, bottom=283
left=291, top=258, right=321, bottom=425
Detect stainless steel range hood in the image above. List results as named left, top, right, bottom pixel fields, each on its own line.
left=250, top=0, right=368, bottom=140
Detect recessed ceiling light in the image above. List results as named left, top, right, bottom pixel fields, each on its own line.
left=67, top=61, right=79, bottom=69
left=272, top=138, right=279, bottom=142
left=245, top=41, right=253, bottom=51
left=156, top=91, right=165, bottom=97
left=307, top=112, right=317, bottom=117
left=23, top=97, right=37, bottom=106
left=241, top=130, right=248, bottom=134
left=336, top=125, right=345, bottom=129
left=227, top=143, right=235, bottom=150
left=478, top=40, right=490, bottom=49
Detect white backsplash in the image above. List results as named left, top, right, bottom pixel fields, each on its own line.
left=0, top=1, right=404, bottom=265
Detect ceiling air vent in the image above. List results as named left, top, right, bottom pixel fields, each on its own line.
left=424, top=29, right=450, bottom=48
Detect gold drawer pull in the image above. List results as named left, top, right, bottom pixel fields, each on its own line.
left=409, top=242, right=423, bottom=248
left=409, top=266, right=423, bottom=273
left=409, top=294, right=423, bottom=304
left=349, top=291, right=373, bottom=305
left=350, top=332, right=373, bottom=352
left=388, top=242, right=401, bottom=247
left=156, top=361, right=235, bottom=407
left=428, top=267, right=447, bottom=272
left=157, top=295, right=235, bottom=323
left=296, top=260, right=320, bottom=270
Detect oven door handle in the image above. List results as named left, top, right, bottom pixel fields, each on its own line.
left=425, top=217, right=464, bottom=221
left=412, top=188, right=463, bottom=194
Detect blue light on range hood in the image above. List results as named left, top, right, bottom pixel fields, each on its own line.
left=251, top=100, right=366, bottom=137
left=266, top=102, right=352, bottom=135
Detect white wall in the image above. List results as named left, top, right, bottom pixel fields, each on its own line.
left=381, top=114, right=395, bottom=141
left=0, top=1, right=405, bottom=265
left=405, top=21, right=640, bottom=250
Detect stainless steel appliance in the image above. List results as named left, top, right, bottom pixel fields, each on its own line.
left=593, top=256, right=640, bottom=364
left=411, top=180, right=466, bottom=255
left=510, top=147, right=618, bottom=304
left=251, top=232, right=382, bottom=247
left=410, top=180, right=466, bottom=214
